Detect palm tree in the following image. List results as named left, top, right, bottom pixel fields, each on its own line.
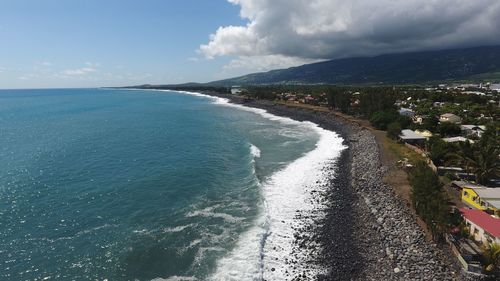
left=466, top=143, right=499, bottom=185
left=482, top=243, right=500, bottom=272
left=452, top=137, right=499, bottom=186
left=451, top=141, right=474, bottom=172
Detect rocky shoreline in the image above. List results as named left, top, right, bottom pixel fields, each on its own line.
left=204, top=93, right=466, bottom=281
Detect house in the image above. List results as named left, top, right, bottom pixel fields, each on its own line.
left=440, top=113, right=462, bottom=124
left=304, top=95, right=316, bottom=105
left=442, top=137, right=473, bottom=144
left=398, top=108, right=415, bottom=118
left=399, top=129, right=426, bottom=146
left=444, top=169, right=475, bottom=181
left=478, top=114, right=494, bottom=121
left=463, top=91, right=486, bottom=96
left=461, top=125, right=486, bottom=138
left=284, top=93, right=297, bottom=102
left=452, top=180, right=483, bottom=190
left=415, top=129, right=433, bottom=139
left=446, top=234, right=484, bottom=275
left=231, top=86, right=243, bottom=95
left=460, top=208, right=500, bottom=244
left=461, top=184, right=500, bottom=215
left=490, top=83, right=500, bottom=92
left=412, top=115, right=425, bottom=124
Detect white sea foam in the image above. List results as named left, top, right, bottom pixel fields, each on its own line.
left=250, top=144, right=261, bottom=159
left=186, top=206, right=244, bottom=223
left=151, top=276, right=198, bottom=281
left=203, top=95, right=345, bottom=279
left=154, top=89, right=347, bottom=280
left=162, top=224, right=195, bottom=233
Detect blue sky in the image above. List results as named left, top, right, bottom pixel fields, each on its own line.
left=2, top=0, right=499, bottom=88
left=0, top=0, right=245, bottom=88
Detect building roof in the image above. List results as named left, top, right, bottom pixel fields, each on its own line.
left=488, top=200, right=500, bottom=209
left=460, top=208, right=500, bottom=237
left=452, top=181, right=486, bottom=189
left=463, top=91, right=486, bottom=96
left=415, top=130, right=433, bottom=138
left=461, top=125, right=486, bottom=131
left=398, top=108, right=415, bottom=116
left=442, top=137, right=472, bottom=143
left=441, top=113, right=459, bottom=118
left=475, top=188, right=500, bottom=199
left=400, top=129, right=426, bottom=140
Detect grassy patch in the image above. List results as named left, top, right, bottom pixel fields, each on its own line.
left=380, top=134, right=425, bottom=164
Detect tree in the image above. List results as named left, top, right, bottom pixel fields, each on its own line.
left=482, top=243, right=500, bottom=272
left=438, top=122, right=461, bottom=137
left=409, top=162, right=451, bottom=239
left=397, top=115, right=412, bottom=129
left=428, top=137, right=453, bottom=166
left=422, top=115, right=439, bottom=132
left=369, top=110, right=400, bottom=130
left=387, top=122, right=402, bottom=140
left=450, top=125, right=499, bottom=185
left=479, top=123, right=499, bottom=148
left=327, top=90, right=351, bottom=113
left=359, top=88, right=396, bottom=117
left=466, top=144, right=499, bottom=185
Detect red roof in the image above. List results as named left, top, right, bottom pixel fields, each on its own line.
left=460, top=208, right=500, bottom=237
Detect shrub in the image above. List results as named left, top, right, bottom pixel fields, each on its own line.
left=428, top=137, right=453, bottom=165
left=409, top=161, right=451, bottom=239
left=438, top=122, right=461, bottom=137
left=370, top=110, right=399, bottom=130
left=387, top=122, right=402, bottom=140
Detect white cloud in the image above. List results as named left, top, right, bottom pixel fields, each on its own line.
left=0, top=67, right=5, bottom=73
left=201, top=0, right=500, bottom=72
left=61, top=67, right=97, bottom=76
left=223, top=55, right=321, bottom=72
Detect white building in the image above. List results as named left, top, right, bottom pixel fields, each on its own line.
left=398, top=108, right=415, bottom=118
left=412, top=115, right=425, bottom=124
left=461, top=125, right=486, bottom=138
left=231, top=86, right=243, bottom=95
left=439, top=113, right=462, bottom=124
left=442, top=137, right=473, bottom=143
left=490, top=84, right=500, bottom=92
left=399, top=129, right=426, bottom=145
left=461, top=208, right=500, bottom=245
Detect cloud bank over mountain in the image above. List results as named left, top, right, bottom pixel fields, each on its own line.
left=200, top=0, right=500, bottom=72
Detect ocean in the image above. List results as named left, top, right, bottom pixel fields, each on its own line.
left=0, top=88, right=345, bottom=280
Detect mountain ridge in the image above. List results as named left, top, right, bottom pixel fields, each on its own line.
left=206, top=45, right=500, bottom=86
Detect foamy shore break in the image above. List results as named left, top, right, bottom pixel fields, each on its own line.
left=183, top=90, right=472, bottom=281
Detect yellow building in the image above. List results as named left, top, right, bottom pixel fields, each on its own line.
left=461, top=185, right=500, bottom=215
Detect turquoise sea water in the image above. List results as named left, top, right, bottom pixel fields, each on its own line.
left=0, top=88, right=344, bottom=280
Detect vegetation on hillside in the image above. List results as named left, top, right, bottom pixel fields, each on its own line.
left=409, top=162, right=451, bottom=239
left=211, top=46, right=500, bottom=85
